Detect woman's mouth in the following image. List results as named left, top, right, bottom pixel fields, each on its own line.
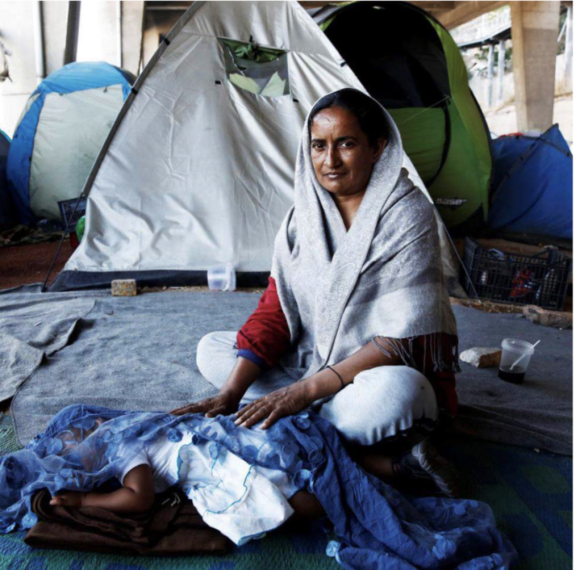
left=325, top=172, right=345, bottom=180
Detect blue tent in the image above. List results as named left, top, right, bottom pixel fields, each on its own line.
left=0, top=129, right=16, bottom=227
left=7, top=62, right=133, bottom=225
left=488, top=125, right=573, bottom=239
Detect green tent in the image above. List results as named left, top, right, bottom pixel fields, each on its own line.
left=312, top=1, right=492, bottom=230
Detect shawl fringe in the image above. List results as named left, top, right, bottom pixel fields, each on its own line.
left=372, top=334, right=461, bottom=375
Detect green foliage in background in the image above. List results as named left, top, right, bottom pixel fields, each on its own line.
left=221, top=39, right=284, bottom=66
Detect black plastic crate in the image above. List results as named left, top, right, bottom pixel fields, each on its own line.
left=58, top=197, right=87, bottom=231
left=462, top=237, right=572, bottom=310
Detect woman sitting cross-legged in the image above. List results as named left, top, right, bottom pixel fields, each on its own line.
left=174, top=88, right=461, bottom=497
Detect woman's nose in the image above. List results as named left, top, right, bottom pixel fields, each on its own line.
left=325, top=146, right=341, bottom=168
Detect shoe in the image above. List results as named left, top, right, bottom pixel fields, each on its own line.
left=397, top=439, right=461, bottom=498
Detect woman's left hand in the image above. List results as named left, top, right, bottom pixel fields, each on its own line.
left=234, top=382, right=312, bottom=430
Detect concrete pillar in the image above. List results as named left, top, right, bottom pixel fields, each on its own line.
left=487, top=43, right=494, bottom=107
left=63, top=1, right=81, bottom=65
left=0, top=2, right=37, bottom=135
left=142, top=10, right=180, bottom=67
left=510, top=1, right=561, bottom=131
left=121, top=2, right=145, bottom=76
left=497, top=39, right=506, bottom=103
left=32, top=1, right=45, bottom=83
left=42, top=1, right=72, bottom=75
left=565, top=5, right=573, bottom=90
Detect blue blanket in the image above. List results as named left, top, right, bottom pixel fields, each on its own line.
left=0, top=405, right=517, bottom=569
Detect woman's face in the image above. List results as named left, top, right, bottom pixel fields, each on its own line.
left=310, top=106, right=386, bottom=198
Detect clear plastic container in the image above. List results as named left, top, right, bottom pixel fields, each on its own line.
left=498, top=338, right=535, bottom=384
left=207, top=263, right=236, bottom=292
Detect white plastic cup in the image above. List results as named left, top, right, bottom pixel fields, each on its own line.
left=498, top=338, right=535, bottom=383
left=207, top=264, right=236, bottom=292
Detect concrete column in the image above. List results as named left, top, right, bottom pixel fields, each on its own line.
left=121, top=2, right=145, bottom=76
left=487, top=42, right=494, bottom=107
left=142, top=10, right=180, bottom=67
left=497, top=39, right=506, bottom=103
left=63, top=1, right=81, bottom=65
left=32, top=1, right=45, bottom=83
left=565, top=5, right=573, bottom=89
left=510, top=1, right=561, bottom=131
left=0, top=2, right=37, bottom=135
left=42, top=1, right=72, bottom=74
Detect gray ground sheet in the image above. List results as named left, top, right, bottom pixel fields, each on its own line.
left=0, top=286, right=95, bottom=403
left=452, top=306, right=572, bottom=456
left=6, top=285, right=572, bottom=455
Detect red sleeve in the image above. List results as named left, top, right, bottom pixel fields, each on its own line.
left=236, top=276, right=292, bottom=368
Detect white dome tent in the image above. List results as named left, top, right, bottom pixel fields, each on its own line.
left=50, top=1, right=460, bottom=292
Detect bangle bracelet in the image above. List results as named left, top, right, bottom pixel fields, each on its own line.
left=326, top=365, right=346, bottom=390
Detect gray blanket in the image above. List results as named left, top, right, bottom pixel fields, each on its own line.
left=7, top=286, right=572, bottom=455
left=0, top=286, right=95, bottom=402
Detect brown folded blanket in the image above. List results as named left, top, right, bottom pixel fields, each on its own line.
left=25, top=488, right=232, bottom=556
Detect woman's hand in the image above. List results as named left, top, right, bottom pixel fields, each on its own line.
left=234, top=382, right=312, bottom=430
left=170, top=390, right=241, bottom=418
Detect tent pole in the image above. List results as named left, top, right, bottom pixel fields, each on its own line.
left=441, top=225, right=480, bottom=299
left=41, top=192, right=87, bottom=292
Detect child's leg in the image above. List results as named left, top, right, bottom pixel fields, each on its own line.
left=50, top=464, right=156, bottom=514
left=288, top=491, right=325, bottom=520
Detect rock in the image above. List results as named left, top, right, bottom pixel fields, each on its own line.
left=459, top=347, right=502, bottom=368
left=111, top=279, right=137, bottom=297
left=522, top=305, right=572, bottom=329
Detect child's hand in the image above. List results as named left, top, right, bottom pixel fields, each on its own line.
left=50, top=491, right=86, bottom=508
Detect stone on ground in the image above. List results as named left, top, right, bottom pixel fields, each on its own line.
left=460, top=347, right=502, bottom=368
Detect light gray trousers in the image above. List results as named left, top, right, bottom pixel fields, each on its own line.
left=197, top=332, right=439, bottom=449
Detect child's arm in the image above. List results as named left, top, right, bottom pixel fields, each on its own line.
left=50, top=464, right=156, bottom=514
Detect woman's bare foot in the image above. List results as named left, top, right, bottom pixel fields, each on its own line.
left=50, top=491, right=86, bottom=508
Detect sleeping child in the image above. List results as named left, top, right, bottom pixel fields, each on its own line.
left=0, top=404, right=517, bottom=569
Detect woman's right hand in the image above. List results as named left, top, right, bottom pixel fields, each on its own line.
left=170, top=390, right=241, bottom=418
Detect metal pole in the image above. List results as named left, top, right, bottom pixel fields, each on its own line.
left=565, top=5, right=573, bottom=89
left=497, top=39, right=505, bottom=103
left=63, top=1, right=81, bottom=65
left=487, top=43, right=494, bottom=107
left=32, top=1, right=45, bottom=84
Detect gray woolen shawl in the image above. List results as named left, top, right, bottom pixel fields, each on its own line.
left=271, top=90, right=458, bottom=381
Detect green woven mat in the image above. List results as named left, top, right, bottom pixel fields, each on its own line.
left=0, top=413, right=571, bottom=570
